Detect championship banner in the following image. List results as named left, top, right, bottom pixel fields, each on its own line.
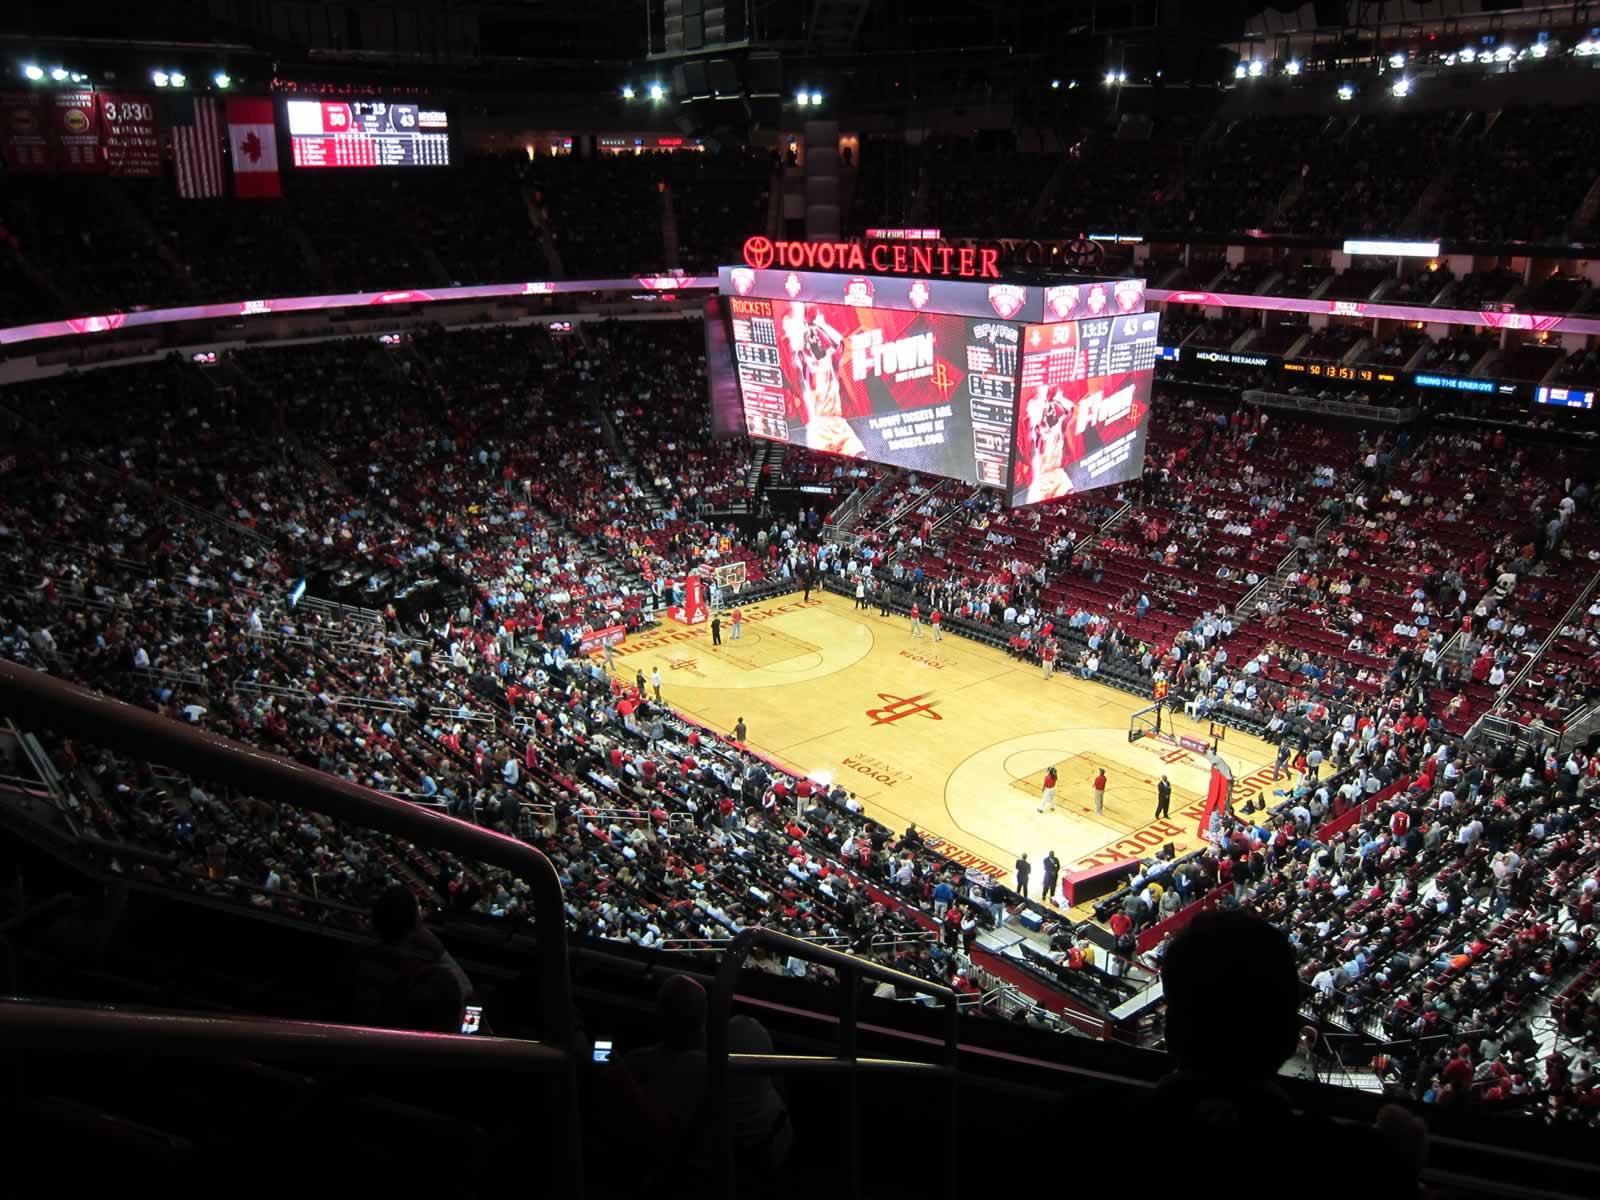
left=0, top=91, right=50, bottom=173
left=579, top=624, right=627, bottom=655
left=99, top=93, right=161, bottom=177
left=51, top=89, right=101, bottom=172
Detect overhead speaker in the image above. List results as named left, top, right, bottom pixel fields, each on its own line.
left=679, top=60, right=708, bottom=94
left=662, top=0, right=685, bottom=53
left=749, top=95, right=782, bottom=126
left=746, top=53, right=781, bottom=94
left=708, top=58, right=740, bottom=95
left=706, top=1, right=745, bottom=42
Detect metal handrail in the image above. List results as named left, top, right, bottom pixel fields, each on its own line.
left=0, top=997, right=566, bottom=1068
left=1074, top=497, right=1131, bottom=555
left=1467, top=561, right=1600, bottom=747
left=0, top=658, right=581, bottom=1186
left=704, top=925, right=960, bottom=1200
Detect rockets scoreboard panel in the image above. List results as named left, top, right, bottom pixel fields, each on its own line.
left=285, top=100, right=452, bottom=168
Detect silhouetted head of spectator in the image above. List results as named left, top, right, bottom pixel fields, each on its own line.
left=373, top=884, right=421, bottom=945
left=1163, top=909, right=1299, bottom=1079
left=654, top=973, right=707, bottom=1050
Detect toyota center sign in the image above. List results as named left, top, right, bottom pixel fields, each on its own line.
left=743, top=236, right=1001, bottom=280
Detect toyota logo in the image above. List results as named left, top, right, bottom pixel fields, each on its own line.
left=743, top=236, right=775, bottom=269
left=1062, top=235, right=1103, bottom=269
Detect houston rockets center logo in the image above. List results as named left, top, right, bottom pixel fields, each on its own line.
left=729, top=267, right=756, bottom=295
left=907, top=280, right=931, bottom=310
left=866, top=692, right=943, bottom=725
left=932, top=363, right=959, bottom=395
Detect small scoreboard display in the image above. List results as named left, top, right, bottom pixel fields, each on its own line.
left=284, top=99, right=451, bottom=168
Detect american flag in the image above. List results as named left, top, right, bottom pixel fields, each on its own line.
left=170, top=96, right=224, bottom=199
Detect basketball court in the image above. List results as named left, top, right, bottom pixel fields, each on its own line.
left=609, top=593, right=1285, bottom=903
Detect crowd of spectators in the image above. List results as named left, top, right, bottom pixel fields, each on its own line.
left=0, top=322, right=1036, bottom=1011
left=3, top=299, right=1600, bottom=1118
left=1434, top=104, right=1600, bottom=246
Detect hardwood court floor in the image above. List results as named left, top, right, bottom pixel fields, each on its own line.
left=612, top=593, right=1284, bottom=893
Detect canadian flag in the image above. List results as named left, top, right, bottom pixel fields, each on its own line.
left=226, top=97, right=281, bottom=199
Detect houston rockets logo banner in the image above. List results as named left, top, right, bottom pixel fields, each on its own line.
left=51, top=90, right=101, bottom=172
left=0, top=92, right=50, bottom=172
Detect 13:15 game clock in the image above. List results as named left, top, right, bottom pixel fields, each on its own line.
left=1282, top=362, right=1397, bottom=384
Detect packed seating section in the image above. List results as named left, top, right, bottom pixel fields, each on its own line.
left=1, top=109, right=1600, bottom=1113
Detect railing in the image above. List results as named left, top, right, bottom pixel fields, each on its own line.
left=147, top=485, right=273, bottom=548
left=1241, top=388, right=1420, bottom=424
left=232, top=680, right=498, bottom=725
left=1234, top=545, right=1299, bottom=621
left=867, top=475, right=945, bottom=539
left=704, top=926, right=960, bottom=1200
left=0, top=996, right=567, bottom=1075
left=1466, top=562, right=1600, bottom=749
left=1075, top=498, right=1131, bottom=555
left=0, top=657, right=581, bottom=1187
left=827, top=478, right=878, bottom=531
left=821, top=526, right=864, bottom=551
left=2, top=719, right=73, bottom=831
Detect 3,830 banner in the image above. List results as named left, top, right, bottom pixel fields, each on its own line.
left=100, top=93, right=161, bottom=177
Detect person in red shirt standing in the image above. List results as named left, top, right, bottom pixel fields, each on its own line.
left=909, top=602, right=922, bottom=639
left=730, top=607, right=744, bottom=640
left=1041, top=640, right=1057, bottom=680
left=930, top=608, right=942, bottom=642
left=1092, top=768, right=1107, bottom=815
left=943, top=903, right=963, bottom=950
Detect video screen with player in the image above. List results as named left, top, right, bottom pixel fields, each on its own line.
left=727, top=296, right=1018, bottom=486
left=1008, top=311, right=1159, bottom=507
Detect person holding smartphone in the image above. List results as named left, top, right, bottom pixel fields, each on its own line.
left=354, top=885, right=481, bottom=1035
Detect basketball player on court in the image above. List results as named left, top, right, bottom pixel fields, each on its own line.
left=782, top=302, right=865, bottom=458
left=909, top=601, right=922, bottom=638
left=1024, top=386, right=1075, bottom=504
left=1037, top=764, right=1059, bottom=813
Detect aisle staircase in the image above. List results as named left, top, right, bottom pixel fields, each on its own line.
left=1399, top=110, right=1484, bottom=236
left=660, top=182, right=680, bottom=269
left=519, top=181, right=565, bottom=279
left=746, top=439, right=785, bottom=501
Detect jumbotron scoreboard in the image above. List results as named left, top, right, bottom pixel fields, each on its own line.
left=284, top=99, right=451, bottom=168
left=716, top=262, right=1157, bottom=505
